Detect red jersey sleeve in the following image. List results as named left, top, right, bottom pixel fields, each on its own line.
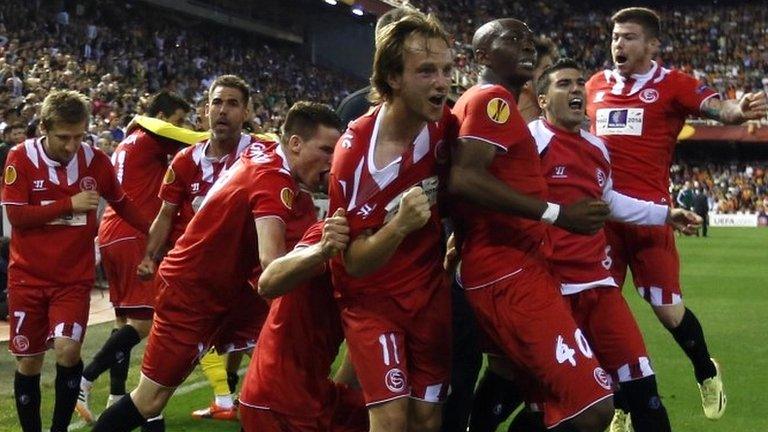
left=158, top=149, right=191, bottom=205
left=670, top=71, right=719, bottom=117
left=2, top=147, right=29, bottom=205
left=93, top=149, right=126, bottom=203
left=456, top=86, right=523, bottom=152
left=295, top=221, right=323, bottom=248
left=251, top=169, right=295, bottom=223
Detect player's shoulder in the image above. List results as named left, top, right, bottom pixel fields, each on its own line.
left=578, top=129, right=610, bottom=162
left=242, top=141, right=291, bottom=178
left=81, top=141, right=109, bottom=166
left=586, top=69, right=612, bottom=90
left=527, top=118, right=555, bottom=155
left=462, top=83, right=516, bottom=105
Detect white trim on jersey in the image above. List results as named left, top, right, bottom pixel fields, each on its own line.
left=274, top=142, right=292, bottom=176
left=607, top=61, right=670, bottom=96
left=528, top=119, right=555, bottom=155
left=23, top=139, right=40, bottom=168
left=560, top=276, right=618, bottom=295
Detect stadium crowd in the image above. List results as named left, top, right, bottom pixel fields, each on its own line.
left=0, top=0, right=360, bottom=155
left=671, top=162, right=768, bottom=213
left=406, top=0, right=768, bottom=106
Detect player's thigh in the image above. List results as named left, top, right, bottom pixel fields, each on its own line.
left=467, top=265, right=612, bottom=428
left=368, top=396, right=409, bottom=432
left=131, top=373, right=176, bottom=418
left=407, top=280, right=451, bottom=404
left=408, top=398, right=442, bottom=431
left=628, top=225, right=682, bottom=306
left=340, top=299, right=411, bottom=407
left=576, top=288, right=652, bottom=381
left=47, top=284, right=91, bottom=354
left=7, top=286, right=49, bottom=356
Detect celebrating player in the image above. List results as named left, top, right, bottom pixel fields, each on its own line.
left=329, top=11, right=454, bottom=432
left=91, top=100, right=342, bottom=432
left=75, top=91, right=191, bottom=425
left=3, top=90, right=149, bottom=432
left=586, top=7, right=767, bottom=421
left=449, top=19, right=614, bottom=431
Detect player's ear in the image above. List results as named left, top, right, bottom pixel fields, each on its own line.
left=648, top=36, right=661, bottom=55
left=287, top=134, right=303, bottom=154
left=537, top=94, right=547, bottom=111
left=386, top=72, right=402, bottom=93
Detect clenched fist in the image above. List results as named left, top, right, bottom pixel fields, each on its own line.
left=391, top=186, right=432, bottom=237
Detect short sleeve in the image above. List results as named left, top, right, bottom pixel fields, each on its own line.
left=1, top=148, right=29, bottom=205
left=671, top=72, right=719, bottom=117
left=158, top=150, right=190, bottom=205
left=455, top=87, right=524, bottom=152
left=251, top=169, right=295, bottom=223
left=94, top=150, right=126, bottom=202
left=295, top=221, right=323, bottom=248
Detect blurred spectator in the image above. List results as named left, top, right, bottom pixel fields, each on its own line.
left=670, top=161, right=768, bottom=214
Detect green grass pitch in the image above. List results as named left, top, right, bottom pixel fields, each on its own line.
left=1, top=227, right=766, bottom=431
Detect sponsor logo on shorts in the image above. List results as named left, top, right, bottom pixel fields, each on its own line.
left=486, top=97, right=511, bottom=124
left=4, top=165, right=17, bottom=185
left=639, top=88, right=659, bottom=103
left=80, top=176, right=98, bottom=191
left=385, top=368, right=407, bottom=393
left=13, top=335, right=30, bottom=352
left=593, top=367, right=613, bottom=390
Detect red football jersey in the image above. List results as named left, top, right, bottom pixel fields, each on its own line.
left=158, top=134, right=256, bottom=245
left=158, top=142, right=317, bottom=296
left=451, top=84, right=550, bottom=288
left=240, top=222, right=344, bottom=417
left=98, top=127, right=183, bottom=246
left=2, top=138, right=125, bottom=286
left=529, top=119, right=616, bottom=293
left=328, top=104, right=452, bottom=299
left=586, top=62, right=719, bottom=202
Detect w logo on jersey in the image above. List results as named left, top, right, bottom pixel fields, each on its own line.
left=357, top=203, right=376, bottom=219
left=245, top=143, right=272, bottom=164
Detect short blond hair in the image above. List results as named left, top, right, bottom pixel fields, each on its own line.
left=40, top=89, right=90, bottom=130
left=369, top=12, right=450, bottom=103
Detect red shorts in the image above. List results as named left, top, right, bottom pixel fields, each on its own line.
left=7, top=284, right=91, bottom=356
left=141, top=279, right=268, bottom=387
left=605, top=222, right=681, bottom=306
left=101, top=238, right=158, bottom=317
left=339, top=276, right=451, bottom=406
left=565, top=287, right=654, bottom=383
left=240, top=384, right=367, bottom=432
left=463, top=263, right=612, bottom=428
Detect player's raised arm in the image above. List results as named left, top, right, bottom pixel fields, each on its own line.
left=258, top=209, right=349, bottom=299
left=700, top=91, right=768, bottom=125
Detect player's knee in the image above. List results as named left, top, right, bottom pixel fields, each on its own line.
left=17, top=355, right=45, bottom=375
left=369, top=399, right=408, bottom=432
left=131, top=386, right=171, bottom=419
left=53, top=339, right=82, bottom=367
left=570, top=397, right=614, bottom=432
left=408, top=404, right=442, bottom=432
left=126, top=318, right=152, bottom=338
left=653, top=303, right=685, bottom=329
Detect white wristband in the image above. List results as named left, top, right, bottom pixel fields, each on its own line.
left=541, top=202, right=561, bottom=225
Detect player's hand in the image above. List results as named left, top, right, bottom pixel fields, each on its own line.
left=556, top=198, right=610, bottom=235
left=320, top=208, right=350, bottom=259
left=667, top=208, right=702, bottom=236
left=71, top=190, right=99, bottom=213
left=391, top=186, right=431, bottom=237
left=443, top=232, right=459, bottom=272
left=739, top=91, right=768, bottom=120
left=136, top=255, right=156, bottom=280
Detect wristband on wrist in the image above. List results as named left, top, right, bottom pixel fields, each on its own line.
left=541, top=202, right=561, bottom=224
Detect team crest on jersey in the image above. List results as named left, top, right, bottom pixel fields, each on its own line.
left=4, top=165, right=17, bottom=185
left=385, top=368, right=407, bottom=393
left=639, top=88, right=659, bottom=104
left=280, top=187, right=294, bottom=209
left=596, top=168, right=606, bottom=187
left=163, top=167, right=176, bottom=184
left=593, top=367, right=613, bottom=390
left=80, top=176, right=98, bottom=191
left=12, top=335, right=29, bottom=352
left=486, top=98, right=511, bottom=124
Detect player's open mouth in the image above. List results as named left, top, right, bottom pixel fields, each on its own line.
left=615, top=54, right=628, bottom=65
left=428, top=95, right=445, bottom=107
left=568, top=97, right=583, bottom=110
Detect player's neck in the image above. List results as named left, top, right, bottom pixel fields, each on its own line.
left=208, top=135, right=239, bottom=158
left=479, top=68, right=523, bottom=101
left=545, top=117, right=580, bottom=134
left=621, top=60, right=655, bottom=79
left=380, top=100, right=426, bottom=146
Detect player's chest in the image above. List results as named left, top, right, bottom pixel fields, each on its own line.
left=26, top=166, right=99, bottom=202
left=589, top=87, right=673, bottom=137
left=542, top=146, right=607, bottom=198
